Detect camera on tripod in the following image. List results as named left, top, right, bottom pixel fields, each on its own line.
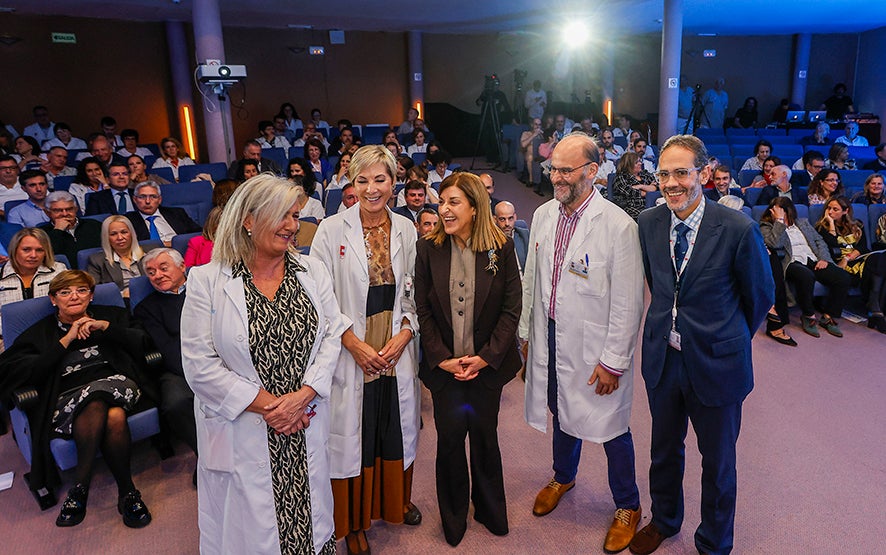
left=484, top=74, right=501, bottom=93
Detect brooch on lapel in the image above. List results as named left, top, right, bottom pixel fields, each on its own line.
left=486, top=249, right=499, bottom=276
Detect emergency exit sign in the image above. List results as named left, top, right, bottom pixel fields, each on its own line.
left=51, top=32, right=76, bottom=44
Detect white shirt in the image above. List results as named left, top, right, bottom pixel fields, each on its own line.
left=140, top=210, right=177, bottom=243
left=0, top=183, right=28, bottom=208
left=406, top=144, right=427, bottom=156
left=428, top=169, right=452, bottom=186
left=524, top=89, right=548, bottom=119
left=785, top=224, right=817, bottom=264
left=23, top=122, right=55, bottom=144
left=44, top=137, right=88, bottom=151
left=117, top=147, right=154, bottom=159
left=257, top=136, right=292, bottom=149
left=300, top=197, right=325, bottom=221
left=835, top=135, right=869, bottom=147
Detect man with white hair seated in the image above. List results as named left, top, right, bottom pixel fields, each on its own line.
left=38, top=191, right=102, bottom=268
left=125, top=182, right=201, bottom=246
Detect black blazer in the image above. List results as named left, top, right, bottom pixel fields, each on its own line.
left=227, top=157, right=283, bottom=179
left=789, top=171, right=813, bottom=189
left=755, top=185, right=809, bottom=207
left=125, top=206, right=201, bottom=241
left=414, top=235, right=522, bottom=392
left=133, top=290, right=186, bottom=378
left=39, top=218, right=103, bottom=269
left=85, top=188, right=133, bottom=216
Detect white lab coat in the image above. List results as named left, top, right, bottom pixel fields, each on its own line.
left=181, top=255, right=346, bottom=555
left=311, top=204, right=420, bottom=479
left=518, top=192, right=644, bottom=443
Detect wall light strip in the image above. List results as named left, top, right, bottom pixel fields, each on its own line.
left=182, top=105, right=197, bottom=161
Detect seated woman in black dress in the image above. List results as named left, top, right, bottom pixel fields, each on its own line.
left=0, top=270, right=155, bottom=528
left=610, top=151, right=657, bottom=221
left=814, top=196, right=886, bottom=333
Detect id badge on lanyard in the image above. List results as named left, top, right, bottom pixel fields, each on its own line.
left=669, top=267, right=684, bottom=351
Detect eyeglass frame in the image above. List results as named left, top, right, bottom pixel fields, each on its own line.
left=549, top=161, right=593, bottom=177
left=653, top=167, right=702, bottom=183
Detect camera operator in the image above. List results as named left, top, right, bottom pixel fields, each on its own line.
left=676, top=75, right=695, bottom=134
left=524, top=79, right=547, bottom=121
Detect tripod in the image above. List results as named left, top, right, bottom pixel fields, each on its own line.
left=471, top=94, right=504, bottom=170
left=684, top=88, right=709, bottom=133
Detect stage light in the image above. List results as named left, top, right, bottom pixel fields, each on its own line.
left=563, top=22, right=589, bottom=48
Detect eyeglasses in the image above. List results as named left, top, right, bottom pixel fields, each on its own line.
left=549, top=162, right=592, bottom=177
left=654, top=167, right=701, bottom=183
left=109, top=171, right=128, bottom=177
left=822, top=177, right=840, bottom=183
left=49, top=206, right=77, bottom=213
left=55, top=287, right=91, bottom=298
left=135, top=194, right=160, bottom=200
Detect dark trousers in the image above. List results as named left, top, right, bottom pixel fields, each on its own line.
left=647, top=347, right=743, bottom=555
left=546, top=319, right=640, bottom=509
left=784, top=260, right=851, bottom=318
left=431, top=379, right=507, bottom=546
left=159, top=373, right=197, bottom=454
left=767, top=253, right=789, bottom=331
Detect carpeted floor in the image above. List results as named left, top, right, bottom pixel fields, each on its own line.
left=2, top=162, right=884, bottom=553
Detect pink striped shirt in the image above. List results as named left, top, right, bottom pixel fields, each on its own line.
left=549, top=188, right=595, bottom=320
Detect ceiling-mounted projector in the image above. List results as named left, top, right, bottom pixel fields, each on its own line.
left=197, top=64, right=247, bottom=85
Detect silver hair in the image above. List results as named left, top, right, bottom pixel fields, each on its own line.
left=45, top=190, right=77, bottom=207
left=142, top=246, right=184, bottom=267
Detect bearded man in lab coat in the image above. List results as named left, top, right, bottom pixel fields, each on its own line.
left=519, top=133, right=645, bottom=554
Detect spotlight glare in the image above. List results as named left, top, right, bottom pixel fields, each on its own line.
left=563, top=22, right=588, bottom=48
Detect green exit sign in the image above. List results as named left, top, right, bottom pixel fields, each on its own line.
left=51, top=32, right=76, bottom=44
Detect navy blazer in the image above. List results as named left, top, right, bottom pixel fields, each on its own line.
left=755, top=185, right=809, bottom=207
left=85, top=188, right=134, bottom=215
left=638, top=201, right=774, bottom=407
left=126, top=206, right=202, bottom=242
left=513, top=226, right=529, bottom=270
left=392, top=205, right=420, bottom=223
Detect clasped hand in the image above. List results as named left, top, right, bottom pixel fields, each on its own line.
left=439, top=355, right=488, bottom=381
left=347, top=329, right=412, bottom=377
left=63, top=316, right=109, bottom=343
left=263, top=386, right=316, bottom=435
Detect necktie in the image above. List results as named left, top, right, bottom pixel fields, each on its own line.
left=117, top=192, right=127, bottom=214
left=147, top=216, right=161, bottom=241
left=674, top=222, right=690, bottom=273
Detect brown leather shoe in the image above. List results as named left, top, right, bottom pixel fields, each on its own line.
left=532, top=478, right=575, bottom=516
left=604, top=507, right=642, bottom=553
left=629, top=522, right=670, bottom=555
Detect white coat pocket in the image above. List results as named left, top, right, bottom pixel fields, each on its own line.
left=576, top=263, right=608, bottom=298
left=197, top=409, right=235, bottom=472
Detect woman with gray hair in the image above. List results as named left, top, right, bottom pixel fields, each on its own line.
left=181, top=174, right=346, bottom=554
left=86, top=215, right=145, bottom=300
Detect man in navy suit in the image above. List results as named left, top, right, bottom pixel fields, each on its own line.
left=789, top=150, right=825, bottom=189
left=631, top=135, right=773, bottom=555
left=125, top=182, right=201, bottom=246
left=493, top=200, right=529, bottom=272
left=392, top=179, right=431, bottom=222
left=85, top=161, right=135, bottom=215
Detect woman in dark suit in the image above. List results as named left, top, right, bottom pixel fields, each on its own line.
left=414, top=172, right=522, bottom=547
left=86, top=215, right=145, bottom=300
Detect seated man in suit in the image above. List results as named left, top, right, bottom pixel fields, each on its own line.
left=790, top=150, right=825, bottom=189
left=862, top=143, right=886, bottom=172
left=493, top=200, right=529, bottom=273
left=703, top=165, right=744, bottom=203
left=38, top=191, right=102, bottom=269
left=416, top=207, right=439, bottom=237
left=125, top=182, right=201, bottom=246
left=132, top=248, right=198, bottom=466
left=86, top=161, right=135, bottom=215
left=392, top=179, right=432, bottom=223
left=227, top=139, right=283, bottom=179
left=756, top=165, right=809, bottom=206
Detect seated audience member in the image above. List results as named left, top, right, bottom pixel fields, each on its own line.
left=77, top=135, right=127, bottom=168
left=304, top=138, right=330, bottom=187
left=116, top=129, right=153, bottom=159
left=393, top=180, right=432, bottom=222
left=86, top=161, right=135, bottom=216
left=127, top=154, right=170, bottom=185
left=150, top=137, right=194, bottom=181
left=851, top=173, right=885, bottom=205
left=0, top=155, right=27, bottom=215
left=383, top=130, right=406, bottom=155
left=749, top=155, right=781, bottom=189
left=211, top=178, right=240, bottom=208
left=0, top=270, right=155, bottom=528
left=398, top=107, right=420, bottom=135
left=756, top=165, right=809, bottom=206
left=291, top=188, right=319, bottom=252
left=717, top=195, right=745, bottom=211
left=820, top=83, right=854, bottom=120
left=278, top=102, right=303, bottom=137
left=86, top=215, right=145, bottom=299
left=288, top=176, right=325, bottom=221
left=329, top=126, right=356, bottom=157
left=740, top=140, right=773, bottom=171
left=862, top=143, right=886, bottom=172
left=834, top=122, right=868, bottom=147
left=479, top=173, right=502, bottom=210
left=291, top=121, right=330, bottom=150
left=520, top=118, right=543, bottom=180
left=558, top=113, right=578, bottom=139
left=807, top=168, right=844, bottom=205
left=395, top=155, right=414, bottom=186
left=70, top=157, right=109, bottom=213
left=228, top=139, right=282, bottom=179
left=610, top=151, right=657, bottom=220
left=704, top=165, right=744, bottom=202
left=416, top=207, right=439, bottom=237
left=493, top=200, right=529, bottom=271
left=732, top=97, right=758, bottom=129
left=790, top=150, right=826, bottom=188
left=630, top=136, right=656, bottom=171
left=39, top=191, right=102, bottom=269
left=41, top=146, right=77, bottom=188
left=308, top=107, right=329, bottom=129
left=600, top=128, right=624, bottom=162
left=877, top=214, right=886, bottom=251
left=272, top=113, right=296, bottom=143
left=338, top=181, right=358, bottom=213
left=427, top=149, right=453, bottom=187
left=799, top=122, right=832, bottom=147
left=100, top=115, right=124, bottom=147
left=826, top=143, right=856, bottom=170
left=43, top=122, right=87, bottom=151
left=125, top=182, right=201, bottom=245
left=760, top=197, right=851, bottom=338
left=133, top=248, right=198, bottom=461
left=235, top=158, right=260, bottom=182
left=288, top=157, right=322, bottom=198
left=328, top=152, right=352, bottom=191
left=385, top=141, right=402, bottom=159
left=22, top=105, right=55, bottom=144
left=413, top=117, right=431, bottom=134
left=593, top=141, right=617, bottom=189
left=406, top=129, right=428, bottom=156
left=0, top=128, right=13, bottom=157
left=8, top=169, right=51, bottom=227
left=14, top=136, right=44, bottom=171
left=0, top=228, right=66, bottom=334
left=256, top=119, right=291, bottom=150
left=184, top=206, right=221, bottom=268
left=814, top=196, right=886, bottom=333
left=627, top=131, right=654, bottom=161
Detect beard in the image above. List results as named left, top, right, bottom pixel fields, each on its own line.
left=663, top=181, right=702, bottom=214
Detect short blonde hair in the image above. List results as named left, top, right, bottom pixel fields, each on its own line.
left=425, top=172, right=506, bottom=252
left=348, top=145, right=396, bottom=184
left=101, top=215, right=144, bottom=263
left=213, top=174, right=302, bottom=265
left=8, top=228, right=55, bottom=274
